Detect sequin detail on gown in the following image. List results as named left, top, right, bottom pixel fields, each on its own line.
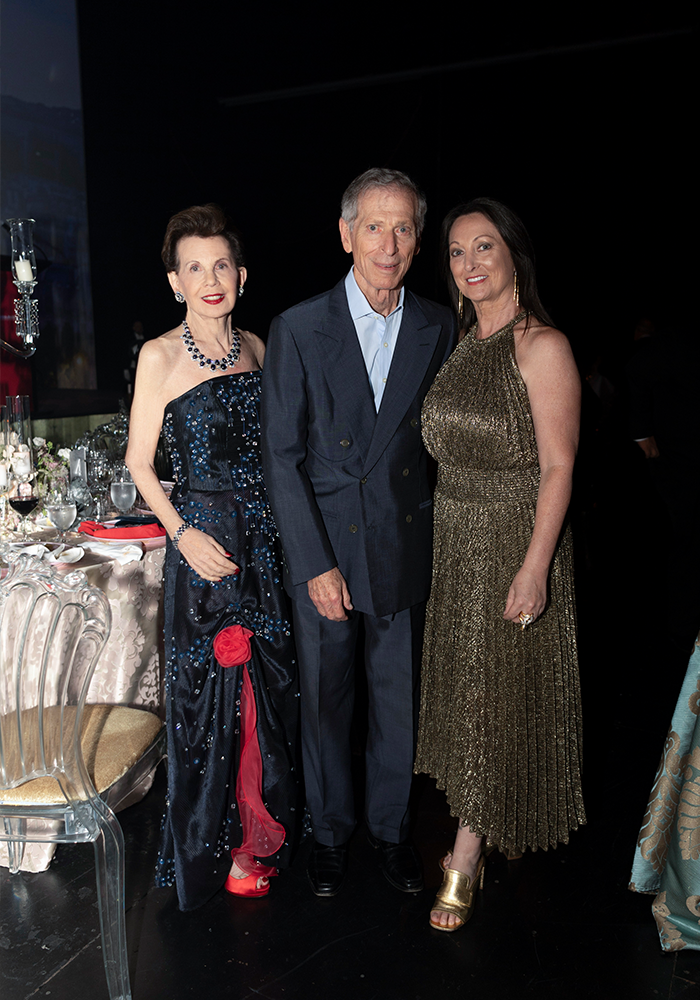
left=155, top=371, right=299, bottom=910
left=414, top=325, right=585, bottom=853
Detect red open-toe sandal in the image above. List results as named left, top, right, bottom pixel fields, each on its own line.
left=224, top=872, right=270, bottom=897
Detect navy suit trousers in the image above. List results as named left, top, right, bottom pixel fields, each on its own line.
left=292, top=598, right=425, bottom=846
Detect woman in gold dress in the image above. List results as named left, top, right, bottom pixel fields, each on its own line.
left=414, top=199, right=585, bottom=930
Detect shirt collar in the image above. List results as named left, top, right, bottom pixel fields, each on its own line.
left=345, top=267, right=405, bottom=321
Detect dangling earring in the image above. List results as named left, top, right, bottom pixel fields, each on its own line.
left=238, top=285, right=245, bottom=297
left=512, top=272, right=519, bottom=307
left=174, top=290, right=185, bottom=304
left=458, top=289, right=464, bottom=325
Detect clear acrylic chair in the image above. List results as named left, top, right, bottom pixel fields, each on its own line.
left=0, top=555, right=163, bottom=1000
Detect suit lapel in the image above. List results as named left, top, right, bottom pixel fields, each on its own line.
left=363, top=291, right=440, bottom=474
left=314, top=281, right=376, bottom=455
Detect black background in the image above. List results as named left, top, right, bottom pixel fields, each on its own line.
left=75, top=7, right=694, bottom=392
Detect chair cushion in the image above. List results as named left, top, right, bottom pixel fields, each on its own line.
left=0, top=705, right=163, bottom=805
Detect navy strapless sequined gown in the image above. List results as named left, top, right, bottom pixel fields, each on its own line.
left=156, top=371, right=299, bottom=911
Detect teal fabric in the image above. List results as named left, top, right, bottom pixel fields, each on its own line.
left=630, top=637, right=700, bottom=950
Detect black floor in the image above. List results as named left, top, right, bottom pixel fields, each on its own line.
left=3, top=753, right=699, bottom=1000
left=3, top=488, right=700, bottom=999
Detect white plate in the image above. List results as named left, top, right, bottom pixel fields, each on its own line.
left=47, top=546, right=84, bottom=566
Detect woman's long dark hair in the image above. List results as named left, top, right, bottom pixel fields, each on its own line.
left=441, top=198, right=554, bottom=330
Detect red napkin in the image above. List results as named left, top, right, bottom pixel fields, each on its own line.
left=78, top=520, right=166, bottom=539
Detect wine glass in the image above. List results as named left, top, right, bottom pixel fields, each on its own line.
left=9, top=490, right=40, bottom=541
left=0, top=405, right=9, bottom=537
left=45, top=487, right=78, bottom=543
left=110, top=464, right=137, bottom=515
left=6, top=397, right=38, bottom=540
left=87, top=447, right=112, bottom=520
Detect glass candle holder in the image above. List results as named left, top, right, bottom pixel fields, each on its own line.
left=6, top=395, right=35, bottom=487
left=6, top=218, right=38, bottom=290
left=3, top=218, right=40, bottom=353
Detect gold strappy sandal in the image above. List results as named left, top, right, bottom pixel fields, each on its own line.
left=429, top=854, right=486, bottom=932
left=439, top=842, right=497, bottom=872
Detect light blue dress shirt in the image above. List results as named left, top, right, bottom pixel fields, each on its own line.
left=345, top=268, right=404, bottom=412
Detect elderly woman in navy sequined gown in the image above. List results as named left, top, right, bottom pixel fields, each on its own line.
left=127, top=205, right=299, bottom=911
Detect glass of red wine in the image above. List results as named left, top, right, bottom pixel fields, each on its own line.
left=0, top=404, right=9, bottom=537
left=9, top=492, right=40, bottom=540
left=6, top=396, right=37, bottom=539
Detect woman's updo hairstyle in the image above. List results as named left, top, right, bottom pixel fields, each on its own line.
left=161, top=203, right=245, bottom=272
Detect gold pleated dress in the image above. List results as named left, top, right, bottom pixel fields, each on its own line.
left=414, top=320, right=586, bottom=853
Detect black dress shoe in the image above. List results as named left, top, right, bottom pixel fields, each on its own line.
left=308, top=840, right=348, bottom=897
left=368, top=833, right=424, bottom=892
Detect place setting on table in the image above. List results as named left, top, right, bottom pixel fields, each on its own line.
left=70, top=464, right=168, bottom=564
left=0, top=402, right=168, bottom=572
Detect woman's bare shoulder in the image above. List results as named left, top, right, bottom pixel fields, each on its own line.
left=135, top=328, right=183, bottom=375
left=238, top=329, right=266, bottom=367
left=518, top=320, right=572, bottom=362
left=139, top=327, right=182, bottom=359
left=515, top=321, right=578, bottom=395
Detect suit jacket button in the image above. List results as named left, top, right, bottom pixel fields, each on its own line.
left=405, top=514, right=412, bottom=523
left=410, top=418, right=418, bottom=428
left=340, top=439, right=350, bottom=448
left=360, top=477, right=367, bottom=485
left=349, top=523, right=358, bottom=533
left=402, top=468, right=409, bottom=476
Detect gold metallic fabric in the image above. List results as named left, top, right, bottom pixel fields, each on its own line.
left=415, top=322, right=585, bottom=853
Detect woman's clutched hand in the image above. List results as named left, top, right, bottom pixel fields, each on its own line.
left=175, top=526, right=239, bottom=582
left=503, top=566, right=547, bottom=625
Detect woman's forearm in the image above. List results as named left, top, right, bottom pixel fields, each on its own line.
left=521, top=463, right=573, bottom=579
left=126, top=451, right=183, bottom=540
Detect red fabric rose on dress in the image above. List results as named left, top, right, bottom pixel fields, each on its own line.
left=213, top=624, right=254, bottom=667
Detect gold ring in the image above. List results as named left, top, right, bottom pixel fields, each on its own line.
left=518, top=612, right=534, bottom=630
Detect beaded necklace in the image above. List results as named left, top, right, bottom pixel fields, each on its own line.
left=180, top=319, right=241, bottom=371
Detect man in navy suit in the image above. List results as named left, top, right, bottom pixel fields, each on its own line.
left=262, top=168, right=456, bottom=896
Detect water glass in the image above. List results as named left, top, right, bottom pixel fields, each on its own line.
left=45, top=489, right=78, bottom=543
left=110, top=465, right=137, bottom=515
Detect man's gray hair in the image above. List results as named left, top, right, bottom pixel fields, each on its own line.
left=340, top=168, right=427, bottom=238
